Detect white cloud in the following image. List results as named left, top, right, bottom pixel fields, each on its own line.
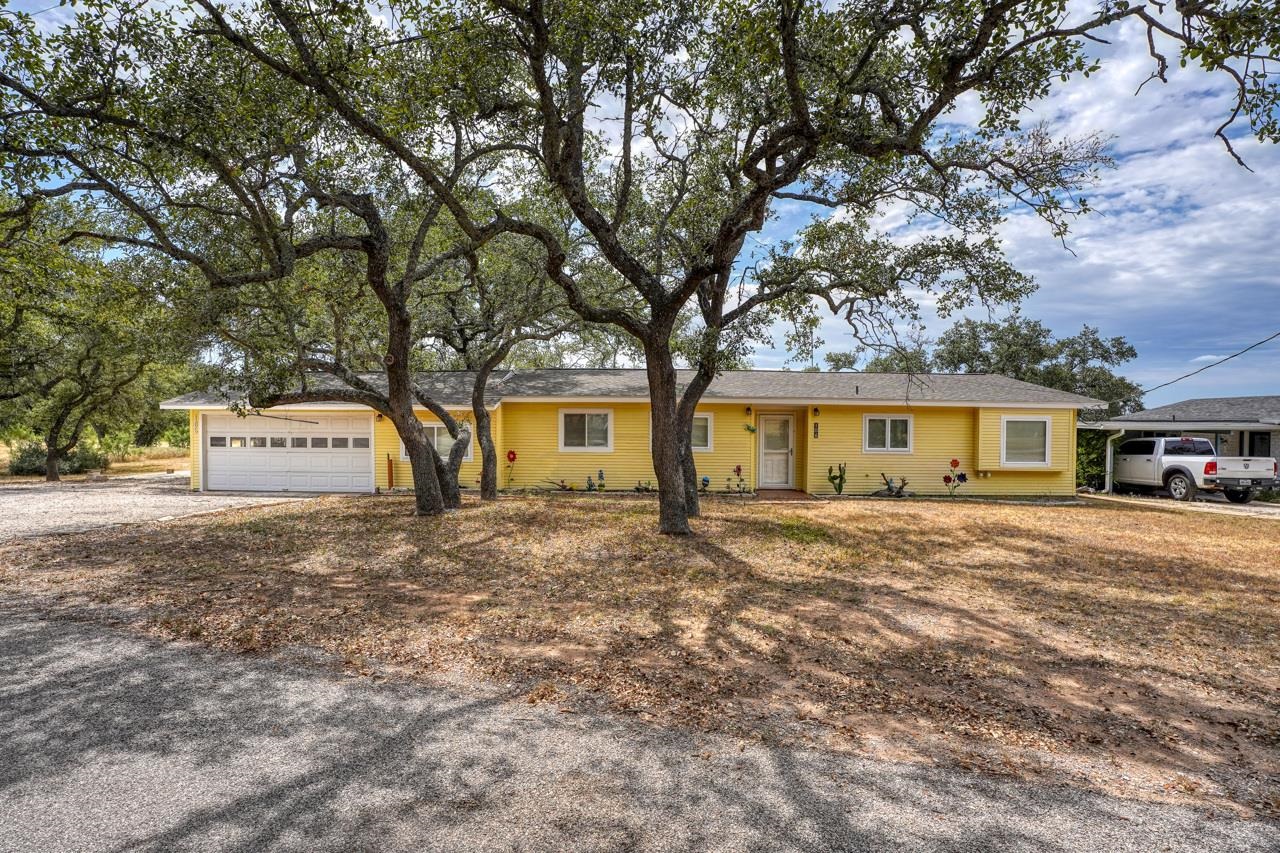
left=1190, top=354, right=1226, bottom=364
left=753, top=15, right=1280, bottom=407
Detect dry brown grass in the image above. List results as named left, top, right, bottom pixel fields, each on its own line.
left=1, top=495, right=1277, bottom=817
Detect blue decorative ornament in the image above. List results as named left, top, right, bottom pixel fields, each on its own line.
left=701, top=475, right=710, bottom=487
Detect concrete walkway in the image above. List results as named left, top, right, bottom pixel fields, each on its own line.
left=1, top=606, right=1275, bottom=852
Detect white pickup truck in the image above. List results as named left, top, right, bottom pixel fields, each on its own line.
left=1114, top=436, right=1278, bottom=504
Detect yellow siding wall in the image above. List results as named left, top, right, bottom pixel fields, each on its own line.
left=187, top=401, right=1079, bottom=497
left=189, top=410, right=201, bottom=491
left=374, top=409, right=489, bottom=490
left=806, top=405, right=1077, bottom=497
left=501, top=401, right=758, bottom=491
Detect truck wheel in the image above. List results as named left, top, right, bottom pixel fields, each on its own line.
left=1225, top=489, right=1254, bottom=504
left=1166, top=472, right=1196, bottom=501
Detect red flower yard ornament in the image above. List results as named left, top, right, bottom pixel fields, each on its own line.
left=950, top=458, right=960, bottom=469
left=943, top=459, right=967, bottom=497
left=504, top=449, right=518, bottom=489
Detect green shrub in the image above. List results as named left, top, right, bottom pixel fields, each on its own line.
left=8, top=441, right=110, bottom=475
left=159, top=419, right=190, bottom=448
left=100, top=430, right=135, bottom=462
left=1076, top=430, right=1107, bottom=491
left=1257, top=488, right=1280, bottom=504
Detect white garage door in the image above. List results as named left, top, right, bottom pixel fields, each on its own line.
left=204, top=413, right=374, bottom=492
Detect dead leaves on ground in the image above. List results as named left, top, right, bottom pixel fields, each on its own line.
left=1, top=495, right=1278, bottom=818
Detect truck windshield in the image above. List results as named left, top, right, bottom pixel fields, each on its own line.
left=1163, top=438, right=1216, bottom=456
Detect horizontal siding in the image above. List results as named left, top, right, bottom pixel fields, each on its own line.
left=502, top=401, right=758, bottom=492
left=374, top=409, right=485, bottom=490
left=806, top=405, right=1077, bottom=497
left=189, top=410, right=201, bottom=491
left=184, top=401, right=1079, bottom=497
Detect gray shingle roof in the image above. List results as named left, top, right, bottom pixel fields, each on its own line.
left=163, top=369, right=1105, bottom=409
left=1113, top=395, right=1280, bottom=424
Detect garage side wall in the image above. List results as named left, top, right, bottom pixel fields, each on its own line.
left=189, top=410, right=201, bottom=491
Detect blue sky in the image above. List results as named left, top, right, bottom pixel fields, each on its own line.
left=748, top=20, right=1280, bottom=408
left=10, top=2, right=1277, bottom=408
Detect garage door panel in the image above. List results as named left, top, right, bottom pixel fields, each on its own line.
left=205, top=413, right=373, bottom=493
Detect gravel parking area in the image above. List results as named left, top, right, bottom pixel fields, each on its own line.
left=1, top=606, right=1275, bottom=853
left=1083, top=491, right=1280, bottom=519
left=0, top=474, right=305, bottom=541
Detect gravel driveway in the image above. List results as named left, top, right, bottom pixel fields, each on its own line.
left=0, top=474, right=304, bottom=541
left=0, top=607, right=1275, bottom=853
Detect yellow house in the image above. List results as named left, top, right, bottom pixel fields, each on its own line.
left=161, top=369, right=1103, bottom=497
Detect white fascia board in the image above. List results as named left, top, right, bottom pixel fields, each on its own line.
left=1086, top=420, right=1280, bottom=432
left=503, top=396, right=1086, bottom=409
left=161, top=401, right=496, bottom=412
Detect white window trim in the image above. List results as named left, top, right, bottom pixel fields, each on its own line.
left=690, top=412, right=714, bottom=452
left=399, top=424, right=475, bottom=463
left=559, top=408, right=614, bottom=453
left=862, top=413, right=913, bottom=454
left=646, top=411, right=714, bottom=452
left=1000, top=415, right=1053, bottom=467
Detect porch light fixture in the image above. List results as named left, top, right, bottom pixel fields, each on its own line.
left=745, top=406, right=752, bottom=416
left=376, top=414, right=384, bottom=422
left=812, top=407, right=820, bottom=417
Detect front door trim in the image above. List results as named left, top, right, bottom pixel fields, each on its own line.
left=757, top=413, right=795, bottom=489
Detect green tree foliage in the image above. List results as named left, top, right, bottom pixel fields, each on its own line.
left=0, top=204, right=198, bottom=479
left=930, top=316, right=1142, bottom=417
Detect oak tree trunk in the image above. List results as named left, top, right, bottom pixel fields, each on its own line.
left=645, top=344, right=691, bottom=535
left=44, top=446, right=61, bottom=482
left=399, top=424, right=446, bottom=515
left=474, top=402, right=498, bottom=500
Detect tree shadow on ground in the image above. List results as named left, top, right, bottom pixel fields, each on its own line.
left=2, top=607, right=1274, bottom=852
left=0, top=495, right=1277, bottom=821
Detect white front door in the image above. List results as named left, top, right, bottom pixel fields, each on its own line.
left=758, top=414, right=794, bottom=488
left=203, top=413, right=374, bottom=492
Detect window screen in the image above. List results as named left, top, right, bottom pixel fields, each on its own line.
left=1004, top=420, right=1048, bottom=463
left=865, top=416, right=910, bottom=451
left=691, top=416, right=711, bottom=449
left=563, top=412, right=610, bottom=448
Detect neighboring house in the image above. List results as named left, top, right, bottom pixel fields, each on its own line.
left=160, top=369, right=1102, bottom=497
left=1092, top=395, right=1280, bottom=459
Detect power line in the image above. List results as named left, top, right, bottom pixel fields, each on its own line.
left=1139, top=329, right=1280, bottom=396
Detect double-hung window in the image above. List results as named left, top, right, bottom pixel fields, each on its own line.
left=1001, top=416, right=1052, bottom=466
left=690, top=414, right=713, bottom=452
left=560, top=409, right=612, bottom=452
left=864, top=414, right=912, bottom=453
left=401, top=424, right=474, bottom=462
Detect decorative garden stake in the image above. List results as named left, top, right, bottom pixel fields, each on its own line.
left=597, top=469, right=606, bottom=491
left=700, top=475, right=711, bottom=493
left=943, top=459, right=969, bottom=497
left=505, top=449, right=517, bottom=488
left=827, top=462, right=847, bottom=495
